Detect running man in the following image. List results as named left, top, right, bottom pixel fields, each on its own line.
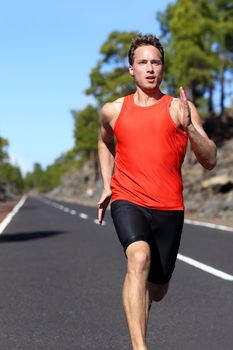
left=97, top=34, right=217, bottom=350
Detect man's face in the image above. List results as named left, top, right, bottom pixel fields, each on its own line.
left=129, top=45, right=164, bottom=91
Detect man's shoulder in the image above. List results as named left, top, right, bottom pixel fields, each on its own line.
left=102, top=96, right=125, bottom=111
left=101, top=96, right=126, bottom=122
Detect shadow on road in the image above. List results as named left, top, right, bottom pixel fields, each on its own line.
left=0, top=230, right=67, bottom=243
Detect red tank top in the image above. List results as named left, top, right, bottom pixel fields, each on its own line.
left=110, top=94, right=188, bottom=210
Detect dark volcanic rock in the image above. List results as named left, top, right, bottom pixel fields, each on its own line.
left=183, top=138, right=233, bottom=224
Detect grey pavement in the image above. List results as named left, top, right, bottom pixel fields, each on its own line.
left=0, top=196, right=232, bottom=350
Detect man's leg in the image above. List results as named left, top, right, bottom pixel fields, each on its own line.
left=147, top=210, right=184, bottom=304
left=147, top=281, right=169, bottom=302
left=122, top=240, right=151, bottom=350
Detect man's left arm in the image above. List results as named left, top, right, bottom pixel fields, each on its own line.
left=179, top=87, right=217, bottom=170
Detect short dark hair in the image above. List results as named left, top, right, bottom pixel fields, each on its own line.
left=128, top=34, right=164, bottom=66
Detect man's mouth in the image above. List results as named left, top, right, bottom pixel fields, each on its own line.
left=146, top=76, right=155, bottom=81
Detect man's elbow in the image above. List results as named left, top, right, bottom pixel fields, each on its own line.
left=203, top=152, right=217, bottom=170
left=204, top=159, right=217, bottom=170
left=205, top=143, right=217, bottom=170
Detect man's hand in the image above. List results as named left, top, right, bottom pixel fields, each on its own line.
left=179, top=86, right=192, bottom=130
left=98, top=188, right=112, bottom=224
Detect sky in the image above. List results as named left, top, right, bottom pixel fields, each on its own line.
left=1, top=0, right=173, bottom=175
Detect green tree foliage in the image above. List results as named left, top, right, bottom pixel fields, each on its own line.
left=0, top=163, right=24, bottom=194
left=0, top=137, right=9, bottom=163
left=73, top=105, right=99, bottom=179
left=73, top=105, right=99, bottom=157
left=28, top=163, right=45, bottom=192
left=157, top=0, right=233, bottom=114
left=157, top=0, right=217, bottom=106
left=19, top=6, right=233, bottom=194
left=0, top=136, right=24, bottom=197
left=86, top=31, right=138, bottom=105
left=24, top=150, right=79, bottom=193
left=209, top=0, right=233, bottom=114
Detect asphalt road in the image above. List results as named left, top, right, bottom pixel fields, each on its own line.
left=0, top=196, right=232, bottom=350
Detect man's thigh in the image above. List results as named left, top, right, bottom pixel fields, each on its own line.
left=111, top=200, right=184, bottom=284
left=148, top=210, right=184, bottom=284
left=110, top=200, right=151, bottom=251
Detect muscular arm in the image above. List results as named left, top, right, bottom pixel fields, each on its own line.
left=178, top=87, right=217, bottom=170
left=98, top=118, right=115, bottom=190
left=97, top=103, right=116, bottom=223
left=185, top=104, right=217, bottom=170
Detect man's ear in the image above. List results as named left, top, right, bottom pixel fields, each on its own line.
left=129, top=65, right=134, bottom=77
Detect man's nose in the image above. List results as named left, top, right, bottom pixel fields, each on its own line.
left=146, top=62, right=154, bottom=71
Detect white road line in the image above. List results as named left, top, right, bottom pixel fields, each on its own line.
left=8, top=197, right=232, bottom=282
left=184, top=219, right=233, bottom=233
left=178, top=254, right=233, bottom=281
left=52, top=203, right=59, bottom=208
left=0, top=195, right=27, bottom=235
left=79, top=213, right=89, bottom=219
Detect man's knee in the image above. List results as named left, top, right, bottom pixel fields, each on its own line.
left=126, top=241, right=151, bottom=275
left=148, top=281, right=169, bottom=302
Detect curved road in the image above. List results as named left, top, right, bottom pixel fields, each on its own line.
left=0, top=196, right=232, bottom=350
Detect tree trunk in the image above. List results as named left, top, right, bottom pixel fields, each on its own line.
left=219, top=63, right=225, bottom=116
left=208, top=83, right=214, bottom=114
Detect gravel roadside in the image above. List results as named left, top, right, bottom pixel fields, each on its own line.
left=0, top=198, right=20, bottom=223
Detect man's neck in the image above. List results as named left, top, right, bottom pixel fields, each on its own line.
left=134, top=88, right=164, bottom=107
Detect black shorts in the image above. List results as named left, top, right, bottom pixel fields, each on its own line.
left=111, top=200, right=184, bottom=284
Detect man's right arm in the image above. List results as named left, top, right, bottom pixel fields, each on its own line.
left=97, top=103, right=116, bottom=224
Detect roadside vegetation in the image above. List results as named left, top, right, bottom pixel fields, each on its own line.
left=0, top=137, right=24, bottom=200
left=1, top=0, right=232, bottom=198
